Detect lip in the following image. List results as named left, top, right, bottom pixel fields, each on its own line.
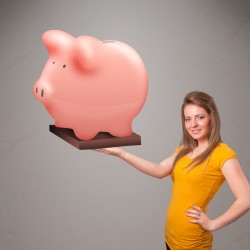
left=192, top=129, right=201, bottom=134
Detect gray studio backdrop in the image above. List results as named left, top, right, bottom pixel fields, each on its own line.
left=0, top=0, right=250, bottom=249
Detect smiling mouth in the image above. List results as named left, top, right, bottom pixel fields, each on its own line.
left=192, top=129, right=201, bottom=134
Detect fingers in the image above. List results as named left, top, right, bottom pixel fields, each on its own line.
left=186, top=206, right=203, bottom=220
left=94, top=148, right=106, bottom=152
left=188, top=219, right=199, bottom=224
left=192, top=205, right=202, bottom=211
left=94, top=149, right=102, bottom=152
left=186, top=210, right=201, bottom=219
left=94, top=148, right=111, bottom=154
left=186, top=210, right=201, bottom=224
left=94, top=147, right=123, bottom=157
left=186, top=206, right=213, bottom=231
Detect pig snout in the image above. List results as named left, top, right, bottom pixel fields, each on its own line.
left=33, top=85, right=44, bottom=98
left=33, top=79, right=48, bottom=104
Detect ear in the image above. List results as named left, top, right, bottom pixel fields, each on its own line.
left=42, top=30, right=74, bottom=55
left=73, top=36, right=101, bottom=71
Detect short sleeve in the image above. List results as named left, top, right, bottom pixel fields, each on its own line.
left=217, top=144, right=237, bottom=171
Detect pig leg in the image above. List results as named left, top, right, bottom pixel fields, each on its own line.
left=108, top=120, right=133, bottom=137
left=73, top=128, right=98, bottom=141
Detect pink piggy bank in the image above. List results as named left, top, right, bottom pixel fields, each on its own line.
left=33, top=30, right=148, bottom=140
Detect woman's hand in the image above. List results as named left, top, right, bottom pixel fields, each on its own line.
left=186, top=205, right=214, bottom=232
left=94, top=147, right=126, bottom=158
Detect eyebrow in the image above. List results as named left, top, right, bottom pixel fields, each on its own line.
left=184, top=114, right=206, bottom=118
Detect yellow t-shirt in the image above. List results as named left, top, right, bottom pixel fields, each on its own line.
left=165, top=143, right=237, bottom=250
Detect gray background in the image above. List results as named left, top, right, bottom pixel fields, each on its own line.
left=0, top=0, right=250, bottom=249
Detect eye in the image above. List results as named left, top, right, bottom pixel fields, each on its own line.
left=52, top=61, right=55, bottom=64
left=197, top=116, right=204, bottom=120
left=63, top=64, right=66, bottom=68
left=185, top=118, right=191, bottom=122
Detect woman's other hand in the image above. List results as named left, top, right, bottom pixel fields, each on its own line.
left=186, top=205, right=214, bottom=232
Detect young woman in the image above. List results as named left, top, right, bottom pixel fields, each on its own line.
left=95, top=91, right=250, bottom=250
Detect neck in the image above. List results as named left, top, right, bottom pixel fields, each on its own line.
left=197, top=139, right=209, bottom=148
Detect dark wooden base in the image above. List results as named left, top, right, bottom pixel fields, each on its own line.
left=49, top=125, right=141, bottom=149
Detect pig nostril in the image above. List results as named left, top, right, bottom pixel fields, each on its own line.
left=36, top=87, right=38, bottom=93
left=63, top=64, right=66, bottom=68
left=41, top=89, right=44, bottom=97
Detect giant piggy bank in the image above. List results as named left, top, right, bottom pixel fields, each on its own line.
left=33, top=30, right=148, bottom=140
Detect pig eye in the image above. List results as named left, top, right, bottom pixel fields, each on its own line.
left=63, top=64, right=66, bottom=68
left=52, top=61, right=55, bottom=64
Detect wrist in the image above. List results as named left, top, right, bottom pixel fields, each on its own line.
left=120, top=150, right=128, bottom=160
left=208, top=219, right=219, bottom=232
left=207, top=220, right=214, bottom=232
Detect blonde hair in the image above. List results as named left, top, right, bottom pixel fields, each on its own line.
left=172, top=91, right=222, bottom=172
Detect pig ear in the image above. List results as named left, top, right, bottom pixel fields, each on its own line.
left=42, top=30, right=73, bottom=55
left=73, top=36, right=101, bottom=71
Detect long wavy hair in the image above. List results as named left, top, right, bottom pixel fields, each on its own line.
left=172, top=91, right=222, bottom=173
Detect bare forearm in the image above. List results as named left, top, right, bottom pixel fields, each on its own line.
left=120, top=151, right=166, bottom=178
left=95, top=147, right=174, bottom=178
left=211, top=198, right=250, bottom=231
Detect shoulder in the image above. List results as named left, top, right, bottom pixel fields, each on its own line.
left=211, top=143, right=237, bottom=170
left=213, top=142, right=236, bottom=156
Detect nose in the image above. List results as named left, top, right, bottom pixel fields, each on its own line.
left=191, top=118, right=198, bottom=127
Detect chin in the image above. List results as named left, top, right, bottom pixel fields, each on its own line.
left=190, top=134, right=205, bottom=141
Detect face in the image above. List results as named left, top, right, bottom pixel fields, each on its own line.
left=184, top=104, right=211, bottom=144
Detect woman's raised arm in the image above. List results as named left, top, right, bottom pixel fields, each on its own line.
left=95, top=147, right=178, bottom=179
